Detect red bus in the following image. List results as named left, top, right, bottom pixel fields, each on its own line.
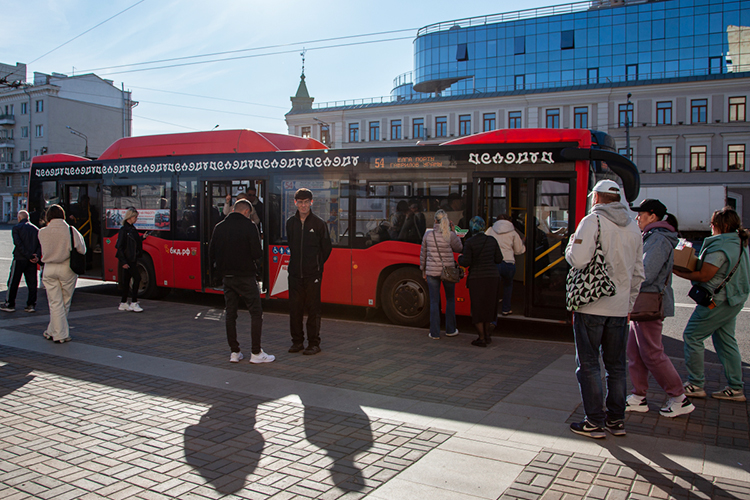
left=29, top=128, right=639, bottom=325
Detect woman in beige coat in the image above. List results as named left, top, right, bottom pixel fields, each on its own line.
left=38, top=205, right=86, bottom=343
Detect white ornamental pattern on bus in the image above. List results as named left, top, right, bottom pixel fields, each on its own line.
left=468, top=151, right=554, bottom=165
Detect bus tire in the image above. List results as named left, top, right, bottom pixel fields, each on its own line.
left=136, top=256, right=170, bottom=300
left=381, top=267, right=429, bottom=327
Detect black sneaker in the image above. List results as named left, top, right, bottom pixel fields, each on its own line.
left=605, top=418, right=626, bottom=436
left=24, top=305, right=35, bottom=313
left=0, top=302, right=15, bottom=312
left=570, top=419, right=606, bottom=439
left=303, top=345, right=321, bottom=355
left=288, top=344, right=305, bottom=353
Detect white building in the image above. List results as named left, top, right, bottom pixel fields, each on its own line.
left=0, top=62, right=135, bottom=221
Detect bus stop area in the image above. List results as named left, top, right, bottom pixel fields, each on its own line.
left=0, top=289, right=749, bottom=500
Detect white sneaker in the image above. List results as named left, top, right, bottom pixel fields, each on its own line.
left=660, top=396, right=695, bottom=417
left=445, top=329, right=459, bottom=337
left=229, top=352, right=244, bottom=363
left=625, top=394, right=649, bottom=413
left=118, top=302, right=130, bottom=311
left=129, top=302, right=144, bottom=313
left=249, top=350, right=275, bottom=364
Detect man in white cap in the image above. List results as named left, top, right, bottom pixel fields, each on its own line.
left=565, top=179, right=645, bottom=439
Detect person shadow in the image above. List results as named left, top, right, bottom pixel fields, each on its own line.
left=183, top=399, right=264, bottom=494
left=183, top=393, right=374, bottom=495
left=0, top=363, right=35, bottom=398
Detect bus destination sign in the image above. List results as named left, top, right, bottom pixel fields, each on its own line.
left=371, top=155, right=454, bottom=170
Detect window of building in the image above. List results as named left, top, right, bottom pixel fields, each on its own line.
left=435, top=117, right=447, bottom=137
left=514, top=75, right=525, bottom=90
left=656, top=147, right=672, bottom=172
left=21, top=126, right=28, bottom=138
left=729, top=97, right=746, bottom=122
left=691, top=99, right=707, bottom=124
left=20, top=151, right=28, bottom=161
left=574, top=107, right=588, bottom=129
left=456, top=43, right=468, bottom=62
left=35, top=100, right=43, bottom=113
left=369, top=121, right=380, bottom=141
left=348, top=123, right=359, bottom=143
left=320, top=125, right=330, bottom=146
left=391, top=120, right=402, bottom=140
left=619, top=103, right=633, bottom=128
left=709, top=56, right=723, bottom=75
left=508, top=111, right=522, bottom=129
left=6, top=177, right=11, bottom=188
left=412, top=118, right=424, bottom=139
left=728, top=144, right=746, bottom=171
left=20, top=102, right=27, bottom=115
left=561, top=30, right=574, bottom=50
left=546, top=109, right=560, bottom=129
left=626, top=64, right=638, bottom=81
left=656, top=101, right=672, bottom=125
left=458, top=115, right=471, bottom=136
left=35, top=124, right=43, bottom=137
left=588, top=68, right=599, bottom=84
left=690, top=145, right=707, bottom=171
left=618, top=147, right=633, bottom=160
left=483, top=113, right=496, bottom=132
left=301, top=126, right=311, bottom=138
left=21, top=176, right=27, bottom=187
left=514, top=36, right=525, bottom=55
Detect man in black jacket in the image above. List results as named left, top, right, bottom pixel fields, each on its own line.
left=1, top=211, right=41, bottom=313
left=209, top=200, right=274, bottom=364
left=286, top=188, right=332, bottom=355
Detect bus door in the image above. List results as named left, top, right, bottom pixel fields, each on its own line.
left=527, top=178, right=573, bottom=320
left=202, top=180, right=267, bottom=292
left=64, top=182, right=103, bottom=278
left=476, top=176, right=528, bottom=314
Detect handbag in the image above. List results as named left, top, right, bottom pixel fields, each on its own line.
left=630, top=292, right=664, bottom=321
left=433, top=231, right=464, bottom=283
left=688, top=246, right=744, bottom=307
left=69, top=227, right=86, bottom=275
left=565, top=216, right=616, bottom=311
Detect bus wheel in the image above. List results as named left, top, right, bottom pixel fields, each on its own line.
left=136, top=256, right=169, bottom=300
left=381, top=267, right=429, bottom=327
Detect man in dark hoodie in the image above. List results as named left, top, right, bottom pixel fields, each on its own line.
left=565, top=180, right=644, bottom=439
left=286, top=188, right=332, bottom=355
left=1, top=210, right=41, bottom=313
left=209, top=199, right=274, bottom=364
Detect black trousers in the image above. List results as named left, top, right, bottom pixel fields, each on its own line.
left=288, top=275, right=322, bottom=347
left=6, top=258, right=38, bottom=307
left=120, top=265, right=141, bottom=303
left=224, top=275, right=263, bottom=354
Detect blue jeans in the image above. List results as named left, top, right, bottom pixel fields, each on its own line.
left=498, top=262, right=515, bottom=314
left=572, top=312, right=628, bottom=427
left=426, top=275, right=456, bottom=338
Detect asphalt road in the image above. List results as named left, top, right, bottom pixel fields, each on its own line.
left=0, top=224, right=747, bottom=366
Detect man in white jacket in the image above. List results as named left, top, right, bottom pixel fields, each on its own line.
left=565, top=180, right=645, bottom=439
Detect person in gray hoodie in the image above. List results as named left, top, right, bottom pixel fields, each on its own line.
left=627, top=199, right=694, bottom=418
left=565, top=180, right=645, bottom=439
left=485, top=214, right=525, bottom=316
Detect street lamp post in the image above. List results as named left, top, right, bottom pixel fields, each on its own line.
left=66, top=126, right=88, bottom=157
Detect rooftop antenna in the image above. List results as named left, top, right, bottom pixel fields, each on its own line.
left=300, top=48, right=307, bottom=77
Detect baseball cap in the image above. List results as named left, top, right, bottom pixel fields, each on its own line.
left=591, top=180, right=621, bottom=195
left=633, top=198, right=667, bottom=219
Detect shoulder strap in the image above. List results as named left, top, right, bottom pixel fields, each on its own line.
left=714, top=246, right=744, bottom=294
left=69, top=226, right=74, bottom=252
left=433, top=230, right=445, bottom=264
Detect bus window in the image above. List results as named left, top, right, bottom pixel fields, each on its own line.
left=175, top=180, right=199, bottom=241
left=273, top=178, right=346, bottom=247
left=102, top=182, right=171, bottom=235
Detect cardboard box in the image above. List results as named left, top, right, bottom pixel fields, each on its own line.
left=673, top=246, right=698, bottom=272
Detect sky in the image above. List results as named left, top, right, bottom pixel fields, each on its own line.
left=5, top=0, right=565, bottom=138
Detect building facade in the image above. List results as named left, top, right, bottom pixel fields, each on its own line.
left=0, top=62, right=135, bottom=221
left=286, top=0, right=750, bottom=222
